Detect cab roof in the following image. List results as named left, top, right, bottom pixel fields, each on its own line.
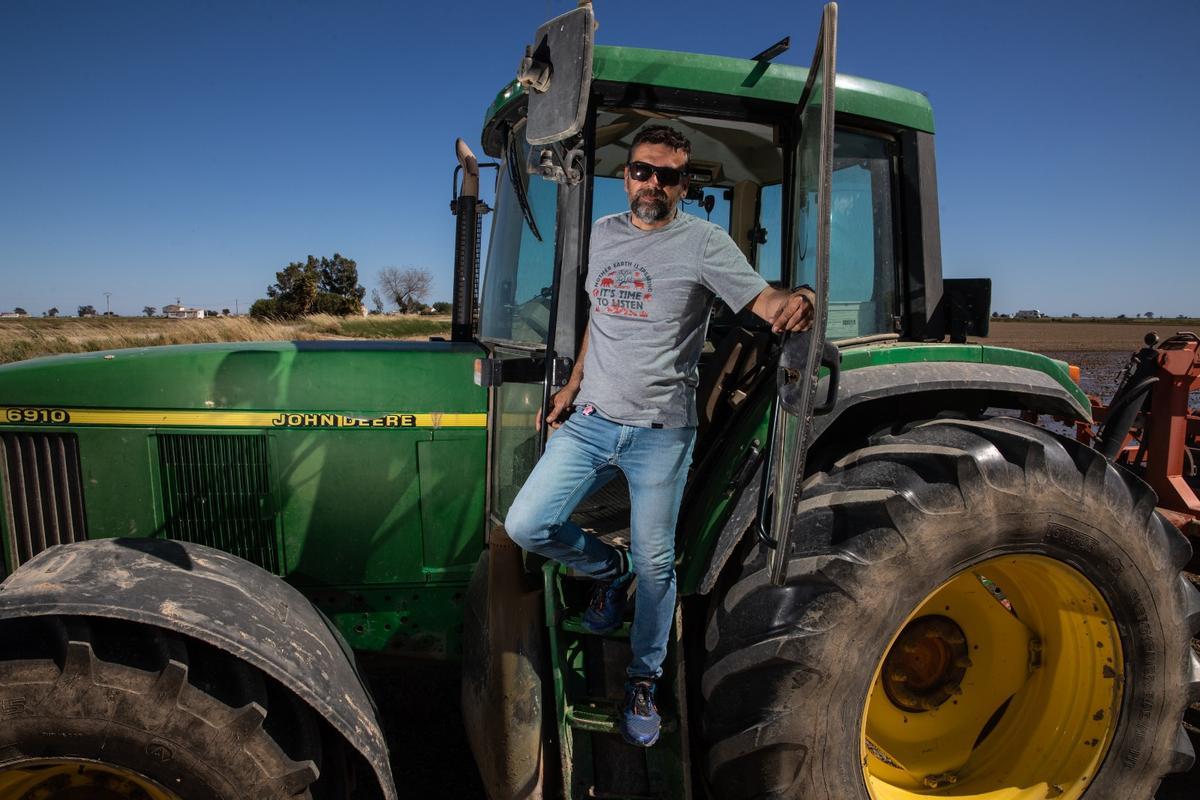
left=483, top=44, right=935, bottom=152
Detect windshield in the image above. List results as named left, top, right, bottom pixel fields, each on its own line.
left=478, top=130, right=559, bottom=345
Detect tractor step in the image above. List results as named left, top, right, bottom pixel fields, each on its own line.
left=542, top=562, right=692, bottom=800
left=561, top=614, right=632, bottom=638
left=566, top=697, right=678, bottom=735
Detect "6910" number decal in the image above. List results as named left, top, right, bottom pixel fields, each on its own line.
left=5, top=407, right=71, bottom=424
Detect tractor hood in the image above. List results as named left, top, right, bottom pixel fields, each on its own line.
left=0, top=339, right=486, bottom=418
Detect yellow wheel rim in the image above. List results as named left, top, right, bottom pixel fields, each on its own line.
left=861, top=554, right=1123, bottom=799
left=0, top=759, right=181, bottom=800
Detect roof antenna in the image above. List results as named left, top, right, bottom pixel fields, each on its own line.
left=751, top=36, right=790, bottom=62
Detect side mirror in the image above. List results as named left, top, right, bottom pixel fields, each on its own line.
left=943, top=278, right=992, bottom=343
left=519, top=4, right=595, bottom=146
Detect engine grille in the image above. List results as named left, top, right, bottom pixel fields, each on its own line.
left=157, top=433, right=280, bottom=573
left=1, top=432, right=89, bottom=574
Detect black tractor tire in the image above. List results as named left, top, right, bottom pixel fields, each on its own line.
left=702, top=416, right=1200, bottom=799
left=0, top=614, right=349, bottom=800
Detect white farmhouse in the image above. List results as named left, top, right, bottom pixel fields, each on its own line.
left=163, top=303, right=205, bottom=319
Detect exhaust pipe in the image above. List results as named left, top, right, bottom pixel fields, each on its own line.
left=452, top=138, right=482, bottom=342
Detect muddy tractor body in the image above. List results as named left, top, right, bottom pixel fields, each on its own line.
left=1, top=5, right=1197, bottom=800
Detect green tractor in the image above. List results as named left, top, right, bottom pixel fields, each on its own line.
left=0, top=4, right=1196, bottom=799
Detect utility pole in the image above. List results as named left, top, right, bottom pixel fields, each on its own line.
left=104, top=292, right=112, bottom=315
left=235, top=299, right=239, bottom=316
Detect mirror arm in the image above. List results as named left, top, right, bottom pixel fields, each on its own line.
left=529, top=139, right=586, bottom=186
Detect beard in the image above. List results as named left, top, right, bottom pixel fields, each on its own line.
left=631, top=188, right=670, bottom=224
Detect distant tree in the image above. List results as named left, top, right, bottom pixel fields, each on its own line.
left=221, top=308, right=230, bottom=316
left=143, top=306, right=157, bottom=317
left=102, top=311, right=116, bottom=317
left=311, top=292, right=359, bottom=315
left=1144, top=311, right=1154, bottom=319
left=78, top=305, right=96, bottom=317
left=46, top=307, right=59, bottom=317
left=432, top=301, right=452, bottom=314
left=14, top=307, right=27, bottom=316
left=266, top=260, right=319, bottom=317
left=1117, top=313, right=1127, bottom=319
left=249, top=298, right=282, bottom=319
left=261, top=254, right=364, bottom=318
left=379, top=267, right=432, bottom=313
left=371, top=289, right=385, bottom=315
left=205, top=309, right=220, bottom=318
left=318, top=253, right=366, bottom=310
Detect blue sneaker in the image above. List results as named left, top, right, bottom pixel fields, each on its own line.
left=581, top=571, right=631, bottom=634
left=619, top=678, right=661, bottom=747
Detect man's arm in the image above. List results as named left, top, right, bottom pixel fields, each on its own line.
left=538, top=324, right=589, bottom=431
left=749, top=285, right=816, bottom=334
left=700, top=226, right=815, bottom=335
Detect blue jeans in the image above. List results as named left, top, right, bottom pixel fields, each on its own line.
left=504, top=411, right=696, bottom=678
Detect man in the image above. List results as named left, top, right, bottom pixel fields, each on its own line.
left=505, top=125, right=814, bottom=747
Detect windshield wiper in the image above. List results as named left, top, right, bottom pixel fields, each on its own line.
left=506, top=137, right=543, bottom=242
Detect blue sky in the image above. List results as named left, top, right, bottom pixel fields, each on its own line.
left=1, top=0, right=1196, bottom=317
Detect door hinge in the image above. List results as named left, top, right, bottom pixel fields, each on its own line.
left=474, top=356, right=574, bottom=388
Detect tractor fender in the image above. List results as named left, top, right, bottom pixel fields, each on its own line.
left=698, top=361, right=1090, bottom=595
left=0, top=538, right=396, bottom=800
left=810, top=360, right=1091, bottom=439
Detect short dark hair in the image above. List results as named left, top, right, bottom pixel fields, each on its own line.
left=630, top=125, right=691, bottom=164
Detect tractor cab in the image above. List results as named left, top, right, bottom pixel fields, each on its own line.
left=468, top=2, right=923, bottom=565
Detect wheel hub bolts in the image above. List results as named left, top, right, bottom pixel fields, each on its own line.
left=882, top=614, right=970, bottom=713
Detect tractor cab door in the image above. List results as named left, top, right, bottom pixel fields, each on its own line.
left=760, top=2, right=839, bottom=585
left=477, top=4, right=595, bottom=527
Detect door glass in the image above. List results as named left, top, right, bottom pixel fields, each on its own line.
left=761, top=130, right=895, bottom=339
left=479, top=128, right=561, bottom=522
left=796, top=131, right=896, bottom=339
left=479, top=136, right=559, bottom=345
left=488, top=345, right=544, bottom=522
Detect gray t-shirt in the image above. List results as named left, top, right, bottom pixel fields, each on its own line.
left=575, top=211, right=768, bottom=428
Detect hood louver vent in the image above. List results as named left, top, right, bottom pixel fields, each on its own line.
left=1, top=432, right=89, bottom=574
left=157, top=433, right=280, bottom=573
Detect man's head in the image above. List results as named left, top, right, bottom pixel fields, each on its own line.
left=625, top=125, right=691, bottom=228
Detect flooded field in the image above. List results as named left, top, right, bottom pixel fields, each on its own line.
left=1036, top=349, right=1200, bottom=408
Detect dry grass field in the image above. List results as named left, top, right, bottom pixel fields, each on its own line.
left=981, top=318, right=1200, bottom=352
left=4, top=315, right=1196, bottom=370
left=0, top=314, right=452, bottom=365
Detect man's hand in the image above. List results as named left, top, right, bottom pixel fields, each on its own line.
left=538, top=319, right=589, bottom=432
left=536, top=383, right=580, bottom=431
left=750, top=286, right=817, bottom=333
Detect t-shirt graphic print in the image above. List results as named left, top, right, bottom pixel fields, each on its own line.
left=592, top=261, right=653, bottom=320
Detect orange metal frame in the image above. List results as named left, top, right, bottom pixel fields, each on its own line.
left=1076, top=335, right=1200, bottom=546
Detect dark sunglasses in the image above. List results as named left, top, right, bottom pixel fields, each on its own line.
left=626, top=160, right=688, bottom=187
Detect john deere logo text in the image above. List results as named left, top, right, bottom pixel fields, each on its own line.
left=270, top=413, right=416, bottom=428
